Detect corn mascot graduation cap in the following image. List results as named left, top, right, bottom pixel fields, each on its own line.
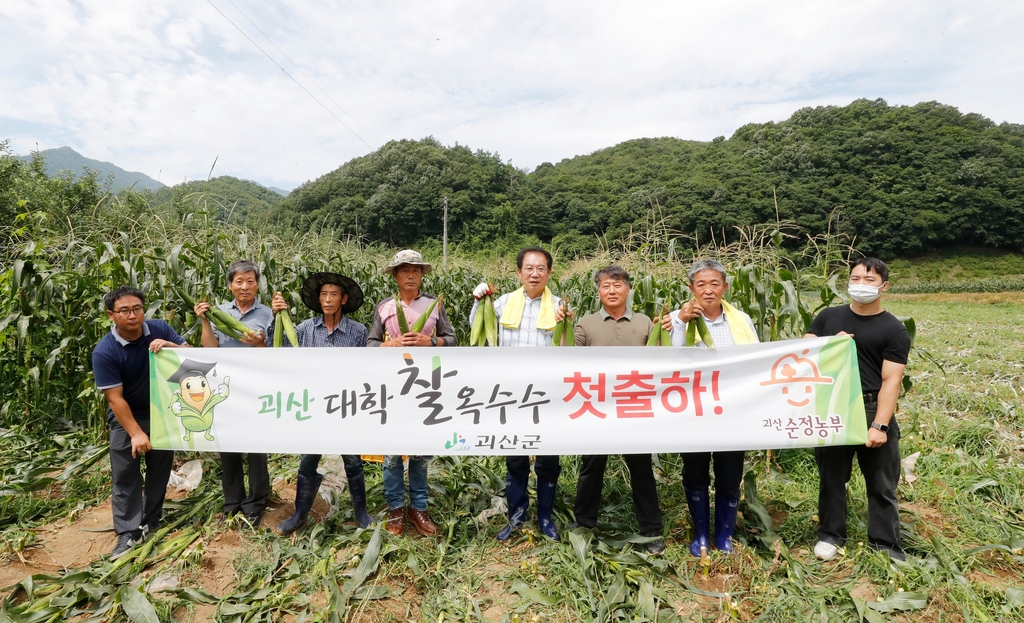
left=167, top=359, right=230, bottom=442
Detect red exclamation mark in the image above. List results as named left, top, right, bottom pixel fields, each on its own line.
left=712, top=370, right=723, bottom=415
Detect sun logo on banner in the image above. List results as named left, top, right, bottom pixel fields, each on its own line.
left=167, top=358, right=231, bottom=442
left=760, top=349, right=834, bottom=407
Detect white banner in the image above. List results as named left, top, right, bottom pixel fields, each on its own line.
left=150, top=336, right=867, bottom=455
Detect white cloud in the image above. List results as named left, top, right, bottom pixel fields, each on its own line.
left=1, top=0, right=1021, bottom=189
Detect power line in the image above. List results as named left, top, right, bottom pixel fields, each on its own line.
left=205, top=0, right=376, bottom=150
left=222, top=0, right=380, bottom=146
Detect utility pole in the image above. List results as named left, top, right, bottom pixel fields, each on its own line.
left=443, top=195, right=448, bottom=269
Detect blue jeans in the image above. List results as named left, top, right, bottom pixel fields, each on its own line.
left=383, top=455, right=431, bottom=511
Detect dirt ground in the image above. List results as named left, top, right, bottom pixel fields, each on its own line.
left=0, top=477, right=329, bottom=591
left=0, top=499, right=115, bottom=588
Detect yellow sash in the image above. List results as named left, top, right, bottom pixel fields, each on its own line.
left=500, top=287, right=557, bottom=331
left=693, top=300, right=759, bottom=345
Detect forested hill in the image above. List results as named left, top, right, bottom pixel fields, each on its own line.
left=277, top=98, right=1024, bottom=257
left=148, top=176, right=286, bottom=223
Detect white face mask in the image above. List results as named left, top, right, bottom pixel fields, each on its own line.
left=847, top=284, right=881, bottom=304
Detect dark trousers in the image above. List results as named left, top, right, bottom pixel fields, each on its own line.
left=681, top=451, right=745, bottom=498
left=109, top=419, right=174, bottom=536
left=220, top=452, right=270, bottom=516
left=815, top=404, right=902, bottom=556
left=574, top=454, right=663, bottom=535
left=297, top=454, right=364, bottom=480
left=506, top=455, right=561, bottom=484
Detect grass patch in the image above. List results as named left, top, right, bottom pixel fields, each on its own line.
left=888, top=247, right=1024, bottom=282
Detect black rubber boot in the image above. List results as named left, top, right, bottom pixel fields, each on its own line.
left=347, top=471, right=375, bottom=528
left=278, top=471, right=323, bottom=536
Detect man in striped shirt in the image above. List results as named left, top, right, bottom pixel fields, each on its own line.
left=471, top=247, right=567, bottom=541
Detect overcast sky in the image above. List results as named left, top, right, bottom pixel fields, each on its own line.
left=2, top=1, right=1021, bottom=190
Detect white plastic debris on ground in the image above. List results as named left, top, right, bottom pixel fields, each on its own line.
left=316, top=456, right=351, bottom=518
left=902, top=451, right=922, bottom=485
left=147, top=571, right=180, bottom=593
left=167, top=459, right=203, bottom=493
left=475, top=496, right=507, bottom=524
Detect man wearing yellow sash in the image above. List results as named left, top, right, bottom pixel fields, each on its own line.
left=470, top=247, right=567, bottom=541
left=664, top=259, right=759, bottom=557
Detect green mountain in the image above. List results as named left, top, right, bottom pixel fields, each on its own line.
left=277, top=99, right=1024, bottom=258
left=19, top=146, right=165, bottom=192
left=147, top=176, right=287, bottom=224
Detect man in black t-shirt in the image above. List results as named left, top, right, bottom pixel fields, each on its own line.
left=805, top=258, right=911, bottom=562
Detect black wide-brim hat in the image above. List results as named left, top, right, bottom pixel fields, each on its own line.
left=300, top=272, right=364, bottom=315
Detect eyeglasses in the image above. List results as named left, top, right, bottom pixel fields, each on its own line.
left=112, top=306, right=145, bottom=318
left=520, top=265, right=549, bottom=275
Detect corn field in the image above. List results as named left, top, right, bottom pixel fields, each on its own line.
left=3, top=194, right=1023, bottom=621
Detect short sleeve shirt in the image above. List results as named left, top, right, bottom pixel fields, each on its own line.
left=808, top=305, right=910, bottom=393
left=93, top=320, right=186, bottom=422
left=213, top=300, right=273, bottom=347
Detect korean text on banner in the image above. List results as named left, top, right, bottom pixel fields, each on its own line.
left=149, top=336, right=866, bottom=455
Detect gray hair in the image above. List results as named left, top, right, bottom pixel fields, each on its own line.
left=594, top=265, right=631, bottom=288
left=687, top=259, right=727, bottom=284
left=227, top=259, right=260, bottom=283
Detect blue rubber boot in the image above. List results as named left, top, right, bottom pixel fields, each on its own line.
left=497, top=472, right=529, bottom=541
left=535, top=480, right=560, bottom=541
left=714, top=493, right=740, bottom=554
left=278, top=472, right=323, bottom=536
left=685, top=487, right=711, bottom=558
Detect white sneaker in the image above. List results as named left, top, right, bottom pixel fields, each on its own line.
left=814, top=541, right=838, bottom=561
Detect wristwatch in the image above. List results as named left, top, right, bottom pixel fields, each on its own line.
left=431, top=336, right=438, bottom=346
left=869, top=422, right=889, bottom=433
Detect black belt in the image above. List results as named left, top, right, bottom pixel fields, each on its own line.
left=863, top=392, right=878, bottom=403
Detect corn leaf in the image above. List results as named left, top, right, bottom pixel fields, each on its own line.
left=510, top=581, right=561, bottom=607
left=867, top=591, right=928, bottom=612
left=118, top=586, right=159, bottom=623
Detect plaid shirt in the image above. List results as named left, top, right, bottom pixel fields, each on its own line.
left=470, top=290, right=564, bottom=348
left=265, top=314, right=367, bottom=348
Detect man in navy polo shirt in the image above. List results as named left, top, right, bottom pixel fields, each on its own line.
left=92, top=286, right=189, bottom=559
